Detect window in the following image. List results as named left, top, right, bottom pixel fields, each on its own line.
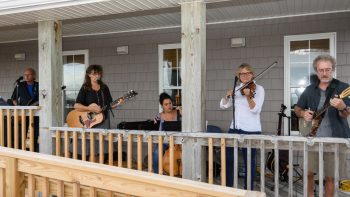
left=62, top=50, right=89, bottom=123
left=284, top=33, right=336, bottom=135
left=158, top=44, right=182, bottom=109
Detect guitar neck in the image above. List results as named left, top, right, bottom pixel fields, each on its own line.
left=102, top=97, right=123, bottom=111
left=313, top=103, right=330, bottom=120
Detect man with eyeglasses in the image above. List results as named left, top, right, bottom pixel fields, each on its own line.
left=220, top=63, right=265, bottom=190
left=294, top=54, right=350, bottom=196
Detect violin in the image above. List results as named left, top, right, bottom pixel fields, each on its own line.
left=240, top=81, right=256, bottom=99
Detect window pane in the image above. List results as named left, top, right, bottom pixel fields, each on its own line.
left=163, top=49, right=181, bottom=87
left=290, top=62, right=310, bottom=86
left=63, top=62, right=85, bottom=90
left=290, top=87, right=306, bottom=107
left=290, top=40, right=309, bottom=63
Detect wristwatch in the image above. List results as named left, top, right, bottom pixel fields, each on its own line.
left=340, top=106, right=348, bottom=113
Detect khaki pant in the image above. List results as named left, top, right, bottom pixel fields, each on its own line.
left=308, top=152, right=345, bottom=177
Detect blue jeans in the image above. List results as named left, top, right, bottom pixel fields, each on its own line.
left=226, top=129, right=260, bottom=190
left=152, top=144, right=169, bottom=173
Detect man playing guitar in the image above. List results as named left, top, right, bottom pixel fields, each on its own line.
left=294, top=55, right=350, bottom=197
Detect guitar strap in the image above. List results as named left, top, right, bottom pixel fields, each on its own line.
left=316, top=79, right=339, bottom=122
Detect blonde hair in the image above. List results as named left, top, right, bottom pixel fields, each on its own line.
left=236, top=63, right=255, bottom=79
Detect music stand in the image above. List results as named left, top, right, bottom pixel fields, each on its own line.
left=162, top=121, right=182, bottom=132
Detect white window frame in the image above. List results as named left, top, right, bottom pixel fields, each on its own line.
left=158, top=43, right=182, bottom=111
left=62, top=49, right=89, bottom=123
left=284, top=32, right=336, bottom=135
left=62, top=49, right=89, bottom=89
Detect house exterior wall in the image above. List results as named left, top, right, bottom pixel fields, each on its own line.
left=0, top=12, right=350, bottom=133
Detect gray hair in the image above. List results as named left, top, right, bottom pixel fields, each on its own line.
left=312, top=54, right=336, bottom=71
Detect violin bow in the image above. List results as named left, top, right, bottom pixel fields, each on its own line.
left=235, top=61, right=278, bottom=93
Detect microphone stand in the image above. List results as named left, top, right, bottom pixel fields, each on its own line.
left=232, top=76, right=238, bottom=130
left=15, top=81, right=20, bottom=106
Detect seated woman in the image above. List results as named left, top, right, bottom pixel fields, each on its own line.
left=153, top=92, right=181, bottom=173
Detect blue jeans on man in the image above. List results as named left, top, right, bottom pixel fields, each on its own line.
left=152, top=144, right=169, bottom=173
left=226, top=128, right=260, bottom=190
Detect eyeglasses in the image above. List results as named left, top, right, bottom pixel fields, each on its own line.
left=317, top=68, right=333, bottom=74
left=239, top=72, right=253, bottom=77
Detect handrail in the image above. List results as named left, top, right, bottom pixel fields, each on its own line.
left=0, top=106, right=40, bottom=110
left=50, top=126, right=350, bottom=196
left=49, top=127, right=350, bottom=148
left=0, top=147, right=265, bottom=197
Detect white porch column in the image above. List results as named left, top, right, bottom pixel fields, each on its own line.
left=181, top=0, right=206, bottom=181
left=38, top=21, right=63, bottom=154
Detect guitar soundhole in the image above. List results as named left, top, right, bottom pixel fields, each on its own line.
left=87, top=112, right=94, bottom=120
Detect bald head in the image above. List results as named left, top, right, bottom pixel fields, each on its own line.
left=23, top=68, right=36, bottom=83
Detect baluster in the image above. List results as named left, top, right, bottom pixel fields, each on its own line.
left=274, top=141, right=279, bottom=197
left=319, top=143, right=324, bottom=197
left=118, top=134, right=122, bottom=167
left=148, top=135, right=153, bottom=172
left=0, top=109, right=3, bottom=146
left=99, top=132, right=104, bottom=164
left=334, top=143, right=340, bottom=197
left=82, top=132, right=86, bottom=161
left=288, top=141, right=293, bottom=197
left=303, top=142, right=309, bottom=197
left=108, top=132, right=113, bottom=166
left=233, top=138, right=238, bottom=188
left=57, top=180, right=64, bottom=197
left=21, top=109, right=26, bottom=150
left=56, top=130, right=61, bottom=156
left=208, top=137, right=213, bottom=184
left=169, top=135, right=174, bottom=177
left=137, top=134, right=142, bottom=171
left=73, top=131, right=78, bottom=159
left=29, top=109, right=34, bottom=151
left=28, top=174, right=35, bottom=197
left=127, top=134, right=133, bottom=169
left=64, top=131, right=69, bottom=158
left=90, top=132, right=95, bottom=162
left=14, top=109, right=18, bottom=149
left=247, top=140, right=252, bottom=190
left=43, top=177, right=49, bottom=197
left=221, top=138, right=226, bottom=186
left=73, top=182, right=80, bottom=197
left=6, top=109, right=11, bottom=148
left=158, top=135, right=163, bottom=175
left=260, top=140, right=265, bottom=193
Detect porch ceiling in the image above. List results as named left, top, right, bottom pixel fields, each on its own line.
left=0, top=0, right=350, bottom=43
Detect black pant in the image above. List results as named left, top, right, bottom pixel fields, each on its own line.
left=3, top=116, right=39, bottom=152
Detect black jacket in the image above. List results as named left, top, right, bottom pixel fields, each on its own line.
left=11, top=81, right=39, bottom=106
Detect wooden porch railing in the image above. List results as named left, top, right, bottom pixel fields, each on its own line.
left=50, top=127, right=350, bottom=196
left=0, top=106, right=40, bottom=152
left=0, top=147, right=264, bottom=197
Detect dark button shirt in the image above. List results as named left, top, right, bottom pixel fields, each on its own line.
left=296, top=78, right=350, bottom=138
left=11, top=81, right=39, bottom=106
left=75, top=85, right=113, bottom=119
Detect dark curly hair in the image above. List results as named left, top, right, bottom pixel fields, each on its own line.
left=159, top=92, right=172, bottom=105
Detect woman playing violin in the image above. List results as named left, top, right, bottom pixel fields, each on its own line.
left=220, top=63, right=265, bottom=189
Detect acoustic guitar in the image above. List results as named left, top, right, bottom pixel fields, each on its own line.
left=309, top=86, right=350, bottom=136
left=66, top=90, right=137, bottom=128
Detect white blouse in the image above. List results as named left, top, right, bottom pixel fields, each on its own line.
left=220, top=83, right=265, bottom=132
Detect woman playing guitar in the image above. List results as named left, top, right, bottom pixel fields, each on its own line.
left=69, top=64, right=124, bottom=161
